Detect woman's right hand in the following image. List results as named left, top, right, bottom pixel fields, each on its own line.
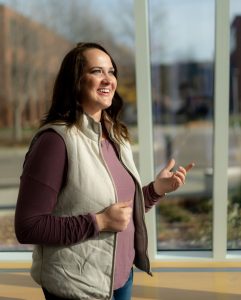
left=95, top=200, right=133, bottom=232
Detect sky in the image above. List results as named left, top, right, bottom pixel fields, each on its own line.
left=0, top=0, right=241, bottom=63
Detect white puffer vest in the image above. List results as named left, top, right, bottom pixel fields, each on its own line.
left=30, top=114, right=151, bottom=299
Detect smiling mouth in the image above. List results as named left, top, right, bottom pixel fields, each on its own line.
left=97, top=88, right=111, bottom=95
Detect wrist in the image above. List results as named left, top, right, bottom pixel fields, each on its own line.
left=89, top=213, right=101, bottom=235
left=152, top=181, right=166, bottom=198
left=95, top=213, right=105, bottom=231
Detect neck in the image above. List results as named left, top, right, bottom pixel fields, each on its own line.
left=101, top=119, right=108, bottom=140
left=83, top=109, right=102, bottom=122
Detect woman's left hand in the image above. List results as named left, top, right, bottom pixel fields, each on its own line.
left=153, top=158, right=194, bottom=196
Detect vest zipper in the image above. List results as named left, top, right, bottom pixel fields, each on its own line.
left=98, top=127, right=118, bottom=299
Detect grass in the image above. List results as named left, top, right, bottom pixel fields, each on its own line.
left=156, top=184, right=241, bottom=250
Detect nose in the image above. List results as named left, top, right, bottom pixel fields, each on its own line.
left=100, top=70, right=117, bottom=88
left=101, top=74, right=112, bottom=85
left=101, top=77, right=110, bottom=83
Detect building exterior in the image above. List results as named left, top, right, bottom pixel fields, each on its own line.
left=0, top=5, right=73, bottom=129
left=151, top=61, right=214, bottom=124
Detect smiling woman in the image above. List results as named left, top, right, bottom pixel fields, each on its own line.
left=14, top=42, right=193, bottom=300
left=38, top=42, right=129, bottom=143
left=80, top=48, right=117, bottom=121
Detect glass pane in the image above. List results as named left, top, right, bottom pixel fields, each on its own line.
left=0, top=0, right=136, bottom=250
left=149, top=0, right=215, bottom=250
left=227, top=0, right=241, bottom=250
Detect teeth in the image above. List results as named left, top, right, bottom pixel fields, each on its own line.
left=98, top=88, right=110, bottom=93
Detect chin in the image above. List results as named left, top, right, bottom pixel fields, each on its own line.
left=100, top=101, right=112, bottom=110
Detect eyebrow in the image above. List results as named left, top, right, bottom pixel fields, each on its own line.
left=89, top=66, right=115, bottom=70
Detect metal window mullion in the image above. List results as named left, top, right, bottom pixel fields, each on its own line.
left=213, top=0, right=230, bottom=260
left=134, top=0, right=156, bottom=260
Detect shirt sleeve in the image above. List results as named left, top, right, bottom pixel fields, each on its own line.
left=143, top=181, right=164, bottom=212
left=14, top=130, right=99, bottom=246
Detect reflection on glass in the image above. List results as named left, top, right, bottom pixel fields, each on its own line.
left=150, top=0, right=215, bottom=250
left=228, top=0, right=241, bottom=250
left=0, top=0, right=135, bottom=251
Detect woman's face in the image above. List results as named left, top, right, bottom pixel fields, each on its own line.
left=80, top=48, right=117, bottom=121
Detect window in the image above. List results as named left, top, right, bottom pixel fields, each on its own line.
left=0, top=0, right=136, bottom=251
left=227, top=0, right=241, bottom=250
left=149, top=0, right=215, bottom=251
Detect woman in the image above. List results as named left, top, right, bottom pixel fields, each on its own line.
left=15, top=42, right=194, bottom=300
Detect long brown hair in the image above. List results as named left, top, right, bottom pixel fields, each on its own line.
left=40, top=42, right=129, bottom=142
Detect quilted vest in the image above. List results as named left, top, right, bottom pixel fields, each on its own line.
left=30, top=114, right=151, bottom=299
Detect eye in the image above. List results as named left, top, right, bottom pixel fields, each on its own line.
left=109, top=70, right=115, bottom=75
left=91, top=68, right=102, bottom=74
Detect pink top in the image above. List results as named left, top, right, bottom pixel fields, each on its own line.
left=101, top=138, right=135, bottom=289
left=15, top=130, right=161, bottom=290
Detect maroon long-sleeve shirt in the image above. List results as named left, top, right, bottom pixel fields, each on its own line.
left=15, top=130, right=161, bottom=289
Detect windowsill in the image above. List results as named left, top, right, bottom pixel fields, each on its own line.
left=0, top=251, right=32, bottom=262
left=1, top=250, right=241, bottom=264
left=155, top=250, right=241, bottom=263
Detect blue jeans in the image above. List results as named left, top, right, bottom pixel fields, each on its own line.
left=112, top=269, right=133, bottom=300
